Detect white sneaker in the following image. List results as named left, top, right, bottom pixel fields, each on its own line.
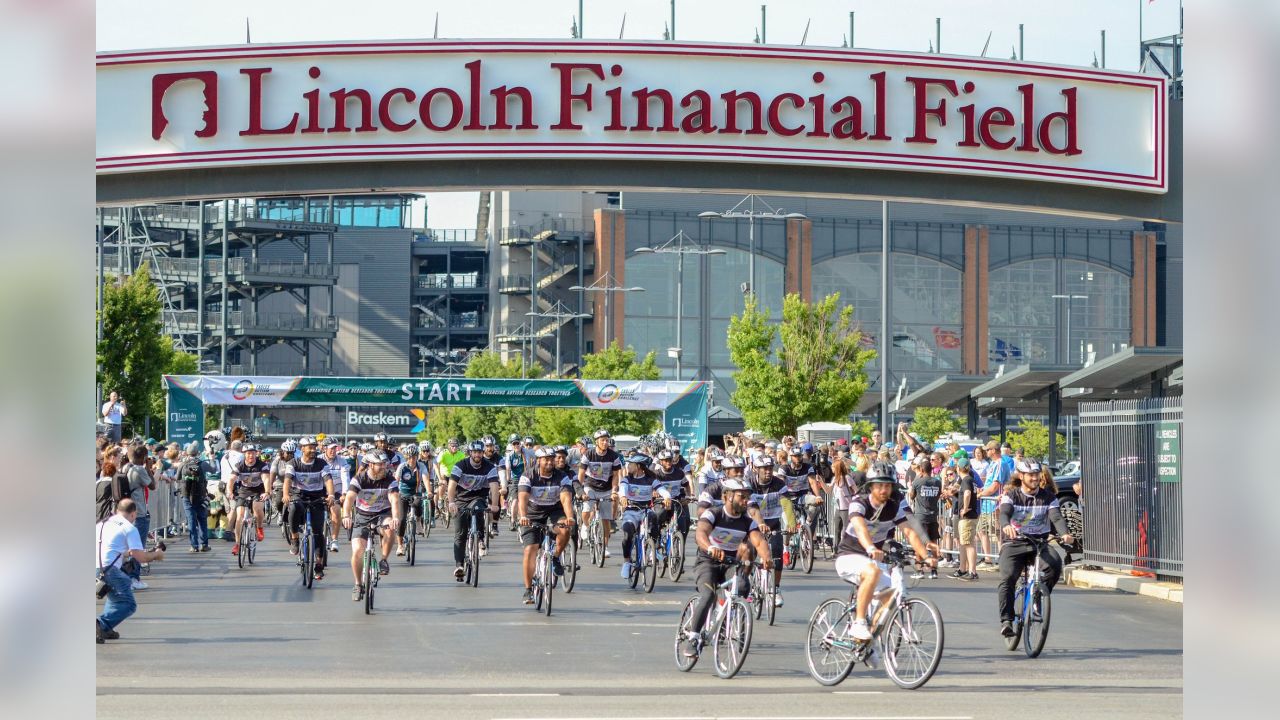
left=604, top=549, right=611, bottom=558
left=849, top=619, right=872, bottom=641
left=773, top=591, right=784, bottom=608
left=328, top=540, right=339, bottom=552
left=131, top=579, right=149, bottom=590
left=479, top=544, right=487, bottom=558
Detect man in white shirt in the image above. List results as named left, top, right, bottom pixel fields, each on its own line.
left=101, top=391, right=127, bottom=443
left=96, top=499, right=165, bottom=643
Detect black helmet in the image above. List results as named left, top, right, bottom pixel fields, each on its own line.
left=468, top=440, right=484, bottom=453
left=866, top=461, right=896, bottom=483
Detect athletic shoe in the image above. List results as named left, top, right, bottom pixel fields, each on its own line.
left=1000, top=621, right=1016, bottom=637
left=522, top=588, right=534, bottom=605
left=604, top=549, right=611, bottom=558
left=131, top=579, right=148, bottom=590
left=231, top=543, right=240, bottom=556
left=104, top=629, right=119, bottom=640
left=454, top=565, right=465, bottom=581
left=314, top=567, right=324, bottom=581
left=328, top=540, right=339, bottom=552
left=947, top=569, right=965, bottom=579
left=200, top=546, right=210, bottom=552
left=96, top=622, right=106, bottom=644
left=849, top=619, right=872, bottom=641
left=352, top=584, right=362, bottom=601
left=929, top=569, right=938, bottom=580
left=479, top=544, right=487, bottom=558
left=289, top=543, right=299, bottom=556
left=620, top=561, right=632, bottom=579
left=188, top=547, right=200, bottom=554
left=962, top=571, right=979, bottom=581
left=774, top=590, right=784, bottom=608
left=910, top=570, right=927, bottom=580
left=552, top=557, right=565, bottom=576
left=256, top=527, right=264, bottom=542
left=378, top=559, right=390, bottom=576
left=395, top=546, right=405, bottom=557
left=682, top=631, right=702, bottom=657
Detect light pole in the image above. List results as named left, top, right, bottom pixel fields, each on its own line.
left=527, top=301, right=592, bottom=377
left=1051, top=294, right=1088, bottom=364
left=570, top=272, right=645, bottom=351
left=634, top=229, right=725, bottom=380
left=700, top=196, right=805, bottom=303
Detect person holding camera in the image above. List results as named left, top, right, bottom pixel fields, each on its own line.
left=101, top=391, right=127, bottom=443
left=96, top=498, right=165, bottom=644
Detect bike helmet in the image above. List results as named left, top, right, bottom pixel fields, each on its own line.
left=402, top=444, right=419, bottom=457
left=418, top=441, right=434, bottom=455
left=665, top=437, right=681, bottom=451
left=482, top=435, right=496, bottom=446
left=534, top=446, right=555, bottom=459
left=242, top=443, right=259, bottom=453
left=298, top=436, right=317, bottom=447
left=364, top=450, right=388, bottom=464
left=324, top=439, right=341, bottom=449
left=721, top=456, right=744, bottom=469
left=721, top=478, right=749, bottom=492
left=656, top=449, right=674, bottom=461
left=522, top=435, right=536, bottom=445
left=279, top=439, right=298, bottom=453
left=554, top=445, right=568, bottom=455
left=752, top=454, right=774, bottom=468
left=866, top=461, right=896, bottom=483
left=468, top=440, right=485, bottom=453
left=592, top=428, right=611, bottom=439
left=508, top=433, right=520, bottom=444
left=787, top=446, right=803, bottom=457
left=360, top=442, right=375, bottom=452
left=373, top=432, right=390, bottom=444
left=1015, top=458, right=1042, bottom=474
left=625, top=453, right=652, bottom=467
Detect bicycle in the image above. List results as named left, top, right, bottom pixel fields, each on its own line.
left=808, top=498, right=837, bottom=569
left=421, top=493, right=435, bottom=537
left=674, top=560, right=755, bottom=679
left=804, top=544, right=945, bottom=690
left=235, top=501, right=258, bottom=569
left=656, top=497, right=687, bottom=583
left=784, top=498, right=818, bottom=573
left=1004, top=535, right=1060, bottom=658
left=461, top=500, right=488, bottom=588
left=749, top=534, right=780, bottom=626
left=530, top=519, right=570, bottom=616
left=293, top=498, right=326, bottom=589
left=356, top=520, right=385, bottom=614
left=401, top=495, right=419, bottom=566
left=623, top=506, right=658, bottom=593
left=583, top=497, right=608, bottom=568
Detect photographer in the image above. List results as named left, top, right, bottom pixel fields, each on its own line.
left=96, top=499, right=165, bottom=643
left=100, top=391, right=127, bottom=443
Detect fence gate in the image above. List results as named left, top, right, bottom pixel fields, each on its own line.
left=1078, top=397, right=1183, bottom=578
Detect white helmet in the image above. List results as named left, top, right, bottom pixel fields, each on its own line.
left=280, top=439, right=298, bottom=453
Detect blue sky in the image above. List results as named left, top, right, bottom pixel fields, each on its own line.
left=97, top=0, right=1182, bottom=227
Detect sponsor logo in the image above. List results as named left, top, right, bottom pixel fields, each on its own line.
left=410, top=408, right=426, bottom=433
left=670, top=417, right=700, bottom=428
left=232, top=380, right=254, bottom=400
left=596, top=384, right=620, bottom=404
left=347, top=409, right=426, bottom=428
left=151, top=70, right=218, bottom=140
left=169, top=410, right=200, bottom=423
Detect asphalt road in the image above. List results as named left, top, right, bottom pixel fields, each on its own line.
left=97, top=521, right=1182, bottom=720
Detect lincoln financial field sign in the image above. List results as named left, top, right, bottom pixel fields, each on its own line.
left=97, top=40, right=1165, bottom=193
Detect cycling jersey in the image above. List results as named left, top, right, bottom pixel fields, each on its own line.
left=321, top=458, right=349, bottom=495
left=697, top=481, right=725, bottom=510
left=997, top=486, right=1066, bottom=538
left=775, top=462, right=816, bottom=496
left=579, top=448, right=622, bottom=491
left=698, top=467, right=724, bottom=495
left=348, top=469, right=398, bottom=514
left=396, top=461, right=427, bottom=496
left=747, top=477, right=789, bottom=529
left=269, top=456, right=293, bottom=490
left=451, top=457, right=499, bottom=501
left=836, top=490, right=912, bottom=557
left=231, top=458, right=269, bottom=492
left=518, top=469, right=573, bottom=515
left=619, top=471, right=658, bottom=507
left=671, top=454, right=694, bottom=475
left=697, top=506, right=759, bottom=560
left=653, top=466, right=688, bottom=500
left=290, top=457, right=329, bottom=495
left=502, top=451, right=526, bottom=482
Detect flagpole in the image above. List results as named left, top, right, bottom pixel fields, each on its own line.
left=1138, top=0, right=1144, bottom=68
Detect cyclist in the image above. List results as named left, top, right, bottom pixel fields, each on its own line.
left=684, top=477, right=772, bottom=654
left=578, top=429, right=622, bottom=560
left=666, top=437, right=693, bottom=475
left=746, top=454, right=789, bottom=607
left=372, top=432, right=403, bottom=472
left=228, top=443, right=270, bottom=557
left=517, top=446, right=576, bottom=604
left=417, top=441, right=442, bottom=519
left=698, top=455, right=745, bottom=510
left=321, top=440, right=349, bottom=553
left=283, top=435, right=332, bottom=581
left=268, top=439, right=296, bottom=528
left=835, top=461, right=938, bottom=640
left=437, top=438, right=466, bottom=489
left=448, top=440, right=500, bottom=580
left=394, top=444, right=428, bottom=556
left=996, top=458, right=1074, bottom=639
left=697, top=448, right=725, bottom=499
left=616, top=452, right=659, bottom=579
left=777, top=445, right=826, bottom=534
left=342, top=449, right=400, bottom=601
left=500, top=436, right=527, bottom=526
left=651, top=449, right=692, bottom=543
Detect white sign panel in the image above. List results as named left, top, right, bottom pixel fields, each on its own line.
left=97, top=40, right=1166, bottom=193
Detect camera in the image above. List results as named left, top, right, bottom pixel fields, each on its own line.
left=95, top=577, right=110, bottom=598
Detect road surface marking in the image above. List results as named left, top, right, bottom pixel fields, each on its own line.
left=471, top=693, right=560, bottom=697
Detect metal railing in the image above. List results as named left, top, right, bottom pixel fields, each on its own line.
left=416, top=273, right=485, bottom=289
left=498, top=217, right=594, bottom=245
left=498, top=274, right=532, bottom=292
left=1079, top=397, right=1183, bottom=577
left=150, top=257, right=337, bottom=280
left=413, top=229, right=481, bottom=244
left=164, top=310, right=338, bottom=334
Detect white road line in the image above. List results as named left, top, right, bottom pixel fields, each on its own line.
left=471, top=693, right=560, bottom=697
left=135, top=619, right=672, bottom=628
left=608, top=599, right=683, bottom=605
left=493, top=717, right=972, bottom=720
left=831, top=691, right=885, bottom=695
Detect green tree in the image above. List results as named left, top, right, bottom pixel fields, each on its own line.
left=726, top=293, right=877, bottom=439
left=533, top=341, right=663, bottom=443
left=909, top=406, right=964, bottom=446
left=97, top=266, right=178, bottom=438
left=423, top=352, right=544, bottom=446
left=150, top=349, right=200, bottom=438
left=848, top=419, right=877, bottom=442
left=1004, top=419, right=1066, bottom=460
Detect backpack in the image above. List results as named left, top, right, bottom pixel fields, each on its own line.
left=180, top=459, right=205, bottom=501
left=95, top=472, right=130, bottom=522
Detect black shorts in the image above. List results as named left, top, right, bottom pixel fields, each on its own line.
left=520, top=507, right=567, bottom=546
left=353, top=510, right=393, bottom=540
left=234, top=488, right=265, bottom=508
left=916, top=516, right=942, bottom=542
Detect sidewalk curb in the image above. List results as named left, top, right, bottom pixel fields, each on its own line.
left=1064, top=566, right=1183, bottom=604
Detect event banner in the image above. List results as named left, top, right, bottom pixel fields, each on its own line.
left=164, top=378, right=205, bottom=448
left=164, top=376, right=709, bottom=448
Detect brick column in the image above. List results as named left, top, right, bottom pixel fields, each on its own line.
left=784, top=218, right=813, bottom=301
left=592, top=208, right=628, bottom=351
left=1131, top=231, right=1158, bottom=347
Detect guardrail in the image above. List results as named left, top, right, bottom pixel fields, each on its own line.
left=165, top=310, right=338, bottom=334
left=416, top=273, right=485, bottom=289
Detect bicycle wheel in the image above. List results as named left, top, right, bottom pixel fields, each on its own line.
left=468, top=531, right=481, bottom=587
left=443, top=502, right=452, bottom=529
left=712, top=598, right=754, bottom=679
left=751, top=568, right=764, bottom=620
left=766, top=571, right=778, bottom=627
left=247, top=533, right=256, bottom=564
left=643, top=538, right=658, bottom=593
left=674, top=596, right=701, bottom=672
left=303, top=534, right=314, bottom=589
left=364, top=552, right=376, bottom=614
left=785, top=534, right=798, bottom=570
left=564, top=538, right=579, bottom=593
left=594, top=522, right=607, bottom=568
left=882, top=596, right=945, bottom=690
left=407, top=517, right=418, bottom=566
left=544, top=552, right=555, bottom=616
left=805, top=598, right=857, bottom=686
left=670, top=532, right=686, bottom=582
left=801, top=526, right=815, bottom=574
left=533, top=558, right=544, bottom=611
left=1023, top=585, right=1051, bottom=658
left=1005, top=580, right=1026, bottom=651
left=423, top=499, right=433, bottom=539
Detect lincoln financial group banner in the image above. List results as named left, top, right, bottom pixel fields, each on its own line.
left=164, top=376, right=710, bottom=448
left=98, top=40, right=1166, bottom=193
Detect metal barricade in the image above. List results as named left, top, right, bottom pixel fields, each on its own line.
left=1079, top=397, right=1183, bottom=577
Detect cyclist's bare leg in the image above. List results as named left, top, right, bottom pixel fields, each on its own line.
left=855, top=564, right=880, bottom=622
left=522, top=543, right=537, bottom=588
left=350, top=536, right=366, bottom=584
